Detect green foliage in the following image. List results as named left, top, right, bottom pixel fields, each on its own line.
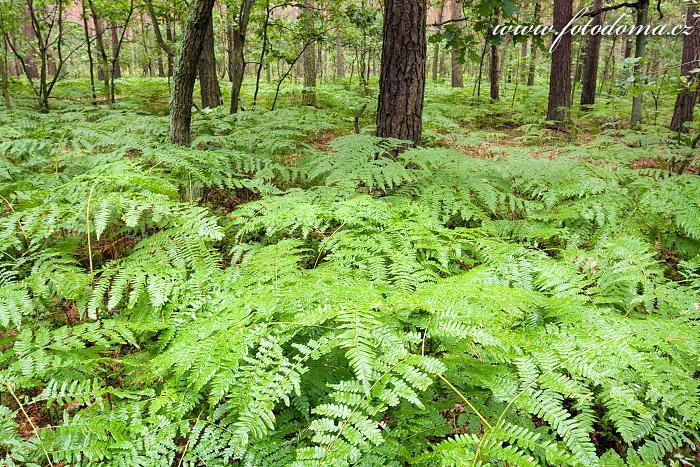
left=0, top=82, right=698, bottom=466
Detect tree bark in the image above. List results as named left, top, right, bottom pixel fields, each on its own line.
left=81, top=0, right=97, bottom=106
left=527, top=0, right=540, bottom=86
left=580, top=0, right=604, bottom=106
left=111, top=20, right=121, bottom=79
left=336, top=33, right=345, bottom=79
left=450, top=0, right=463, bottom=87
left=87, top=0, right=112, bottom=105
left=302, top=0, right=317, bottom=105
left=489, top=41, right=499, bottom=101
left=230, top=0, right=255, bottom=113
left=1, top=38, right=9, bottom=108
left=376, top=0, right=427, bottom=146
left=546, top=0, right=572, bottom=123
left=432, top=0, right=445, bottom=82
left=198, top=14, right=222, bottom=108
left=630, top=0, right=649, bottom=126
left=670, top=5, right=700, bottom=132
left=169, top=0, right=216, bottom=146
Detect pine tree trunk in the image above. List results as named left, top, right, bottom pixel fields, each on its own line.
left=670, top=5, right=700, bottom=132
left=450, top=0, right=463, bottom=87
left=111, top=20, right=121, bottom=79
left=489, top=41, right=499, bottom=101
left=527, top=0, right=540, bottom=86
left=336, top=34, right=345, bottom=79
left=230, top=0, right=255, bottom=113
left=432, top=0, right=445, bottom=82
left=198, top=15, right=222, bottom=108
left=169, top=0, right=216, bottom=146
left=580, top=0, right=603, bottom=106
left=519, top=40, right=527, bottom=82
left=376, top=0, right=427, bottom=146
left=546, top=0, right=572, bottom=123
left=88, top=1, right=113, bottom=105
left=302, top=0, right=317, bottom=105
left=630, top=0, right=649, bottom=126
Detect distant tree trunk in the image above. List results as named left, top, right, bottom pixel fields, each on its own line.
left=87, top=0, right=113, bottom=105
left=302, top=0, right=317, bottom=105
left=336, top=33, right=345, bottom=79
left=198, top=15, right=222, bottom=108
left=630, top=0, right=649, bottom=126
left=432, top=0, right=445, bottom=82
left=376, top=0, right=427, bottom=146
left=22, top=8, right=38, bottom=79
left=580, top=0, right=603, bottom=106
left=450, top=0, right=463, bottom=87
left=1, top=38, right=9, bottom=108
left=166, top=20, right=174, bottom=76
left=230, top=0, right=255, bottom=113
left=111, top=20, right=121, bottom=79
left=527, top=0, right=540, bottom=86
left=489, top=41, right=500, bottom=101
left=80, top=0, right=97, bottom=106
left=519, top=40, right=527, bottom=82
left=670, top=5, right=700, bottom=132
left=546, top=0, right=572, bottom=123
left=145, top=0, right=174, bottom=77
left=169, top=0, right=216, bottom=146
left=624, top=38, right=632, bottom=58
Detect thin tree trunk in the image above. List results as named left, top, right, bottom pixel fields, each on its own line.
left=527, top=0, right=541, bottom=86
left=336, top=33, right=345, bottom=79
left=490, top=41, right=499, bottom=101
left=599, top=34, right=617, bottom=94
left=546, top=0, right=572, bottom=123
left=81, top=0, right=97, bottom=106
left=111, top=20, right=121, bottom=79
left=450, top=0, right=463, bottom=87
left=302, top=0, right=317, bottom=105
left=230, top=0, right=255, bottom=113
left=670, top=4, right=700, bottom=132
left=1, top=38, right=9, bottom=108
left=87, top=0, right=112, bottom=105
left=630, top=0, right=649, bottom=126
left=432, top=0, right=445, bottom=82
left=169, top=0, right=216, bottom=145
left=198, top=14, right=222, bottom=108
left=580, top=0, right=603, bottom=106
left=376, top=0, right=427, bottom=147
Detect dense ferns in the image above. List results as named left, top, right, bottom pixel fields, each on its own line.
left=0, top=84, right=699, bottom=466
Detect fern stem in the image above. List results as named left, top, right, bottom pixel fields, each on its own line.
left=1, top=382, right=54, bottom=467
left=436, top=373, right=493, bottom=430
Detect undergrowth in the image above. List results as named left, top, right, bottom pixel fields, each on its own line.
left=0, top=81, right=698, bottom=466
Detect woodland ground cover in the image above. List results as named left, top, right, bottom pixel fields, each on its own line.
left=0, top=78, right=699, bottom=466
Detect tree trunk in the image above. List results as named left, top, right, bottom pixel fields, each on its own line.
left=376, top=0, right=427, bottom=146
left=630, top=0, right=649, bottom=126
left=302, top=0, right=317, bottom=105
left=489, top=41, right=499, bottom=101
left=580, top=0, right=603, bottom=106
left=1, top=38, right=9, bottom=108
left=519, top=40, right=527, bottom=82
left=432, top=0, right=445, bottom=82
left=527, top=0, right=540, bottom=86
left=169, top=0, right=216, bottom=146
left=230, top=0, right=255, bottom=113
left=450, top=0, right=463, bottom=87
left=546, top=0, right=572, bottom=123
left=198, top=14, right=222, bottom=108
left=336, top=33, right=345, bottom=79
left=624, top=38, right=632, bottom=59
left=81, top=0, right=97, bottom=106
left=87, top=1, right=112, bottom=105
left=111, top=20, right=121, bottom=79
left=670, top=5, right=700, bottom=132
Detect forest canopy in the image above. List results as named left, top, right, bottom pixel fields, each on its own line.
left=0, top=0, right=699, bottom=465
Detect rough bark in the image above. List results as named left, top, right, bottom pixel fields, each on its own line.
left=432, top=0, right=445, bottom=82
left=546, top=0, right=572, bottom=122
left=376, top=0, right=427, bottom=146
left=198, top=14, right=222, bottom=108
left=527, top=0, right=540, bottom=86
left=169, top=0, right=216, bottom=146
left=336, top=33, right=345, bottom=79
left=580, top=0, right=604, bottom=106
left=230, top=0, right=255, bottom=113
left=302, top=0, right=317, bottom=105
left=489, top=41, right=499, bottom=101
left=87, top=0, right=112, bottom=105
left=670, top=5, right=700, bottom=132
left=450, top=0, right=463, bottom=87
left=630, top=0, right=649, bottom=126
left=111, top=20, right=121, bottom=79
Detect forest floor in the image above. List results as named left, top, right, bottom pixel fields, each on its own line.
left=0, top=78, right=699, bottom=466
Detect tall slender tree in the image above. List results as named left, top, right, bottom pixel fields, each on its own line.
left=670, top=4, right=700, bottom=132
left=229, top=0, right=255, bottom=113
left=169, top=0, right=216, bottom=145
left=630, top=0, right=649, bottom=126
left=376, top=0, right=427, bottom=146
left=432, top=0, right=445, bottom=83
left=302, top=0, right=317, bottom=105
left=526, top=0, right=540, bottom=86
left=450, top=0, right=463, bottom=87
left=580, top=0, right=604, bottom=106
left=198, top=14, right=222, bottom=108
left=546, top=0, right=572, bottom=123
